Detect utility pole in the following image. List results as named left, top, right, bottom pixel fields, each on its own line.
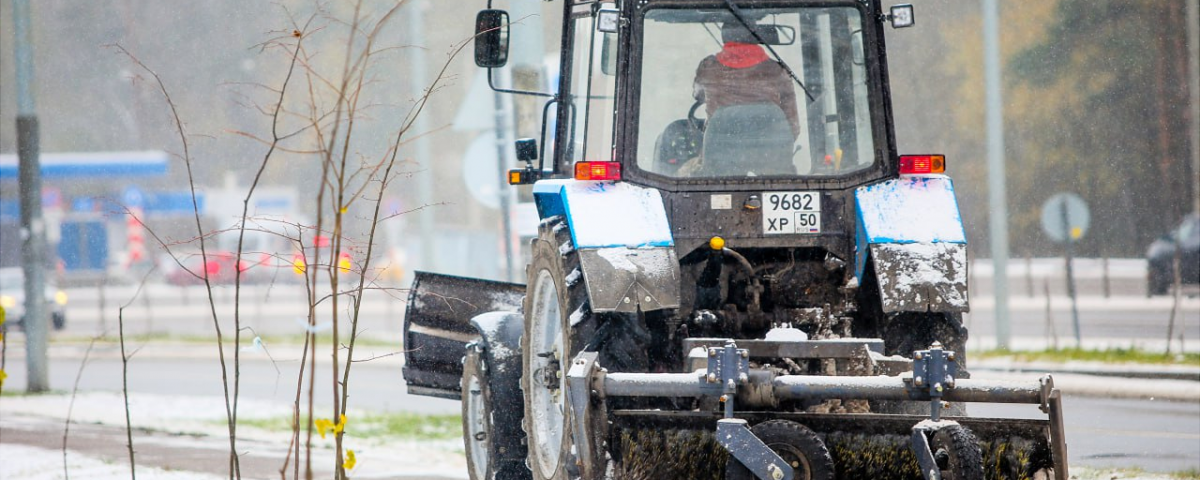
left=1188, top=0, right=1199, bottom=216
left=407, top=0, right=437, bottom=273
left=12, top=0, right=49, bottom=392
left=492, top=77, right=517, bottom=282
left=982, top=0, right=1011, bottom=349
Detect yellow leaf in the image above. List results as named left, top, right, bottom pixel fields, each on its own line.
left=0, top=369, right=6, bottom=389
left=314, top=418, right=333, bottom=439
left=340, top=206, right=348, bottom=214
left=334, top=414, right=347, bottom=434
left=344, top=449, right=357, bottom=470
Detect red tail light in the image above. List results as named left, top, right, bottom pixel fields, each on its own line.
left=574, top=162, right=621, bottom=181
left=899, top=154, right=946, bottom=174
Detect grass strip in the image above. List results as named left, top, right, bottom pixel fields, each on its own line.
left=237, top=412, right=461, bottom=441
left=975, top=347, right=1200, bottom=366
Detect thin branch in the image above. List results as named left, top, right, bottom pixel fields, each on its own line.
left=62, top=334, right=102, bottom=480
left=229, top=15, right=307, bottom=480
left=109, top=43, right=241, bottom=480
left=114, top=266, right=154, bottom=480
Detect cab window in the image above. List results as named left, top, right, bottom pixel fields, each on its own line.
left=635, top=6, right=875, bottom=179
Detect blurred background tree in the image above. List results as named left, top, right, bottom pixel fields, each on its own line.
left=892, top=0, right=1195, bottom=258
left=2, top=0, right=1196, bottom=262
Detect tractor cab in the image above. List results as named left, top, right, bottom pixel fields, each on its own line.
left=490, top=0, right=909, bottom=187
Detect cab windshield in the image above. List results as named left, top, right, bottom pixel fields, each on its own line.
left=636, top=6, right=875, bottom=179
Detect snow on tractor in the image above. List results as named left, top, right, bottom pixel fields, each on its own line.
left=402, top=1, right=1068, bottom=479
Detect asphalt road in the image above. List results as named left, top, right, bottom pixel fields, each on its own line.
left=6, top=264, right=1196, bottom=475
left=42, top=279, right=1200, bottom=352
left=3, top=349, right=1198, bottom=474
left=974, top=397, right=1200, bottom=473
left=1, top=344, right=452, bottom=414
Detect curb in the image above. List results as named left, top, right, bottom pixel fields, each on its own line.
left=973, top=362, right=1200, bottom=381
left=973, top=370, right=1200, bottom=402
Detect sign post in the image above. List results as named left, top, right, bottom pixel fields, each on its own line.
left=1040, top=193, right=1090, bottom=347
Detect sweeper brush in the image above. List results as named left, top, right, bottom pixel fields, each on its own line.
left=576, top=342, right=1066, bottom=480
left=612, top=421, right=1054, bottom=480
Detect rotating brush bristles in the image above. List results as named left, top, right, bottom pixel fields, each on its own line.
left=612, top=427, right=1048, bottom=480
left=980, top=436, right=1052, bottom=480
left=825, top=431, right=922, bottom=479
left=612, top=428, right=728, bottom=480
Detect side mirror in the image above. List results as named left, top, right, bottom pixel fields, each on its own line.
left=475, top=10, right=510, bottom=68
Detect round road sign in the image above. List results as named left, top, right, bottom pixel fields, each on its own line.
left=1040, top=192, right=1090, bottom=243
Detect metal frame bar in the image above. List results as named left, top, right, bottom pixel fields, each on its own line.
left=684, top=337, right=884, bottom=359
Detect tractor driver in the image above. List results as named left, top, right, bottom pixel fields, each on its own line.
left=663, top=21, right=800, bottom=177
left=693, top=22, right=801, bottom=139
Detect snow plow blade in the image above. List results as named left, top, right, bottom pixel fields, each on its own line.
left=402, top=271, right=524, bottom=400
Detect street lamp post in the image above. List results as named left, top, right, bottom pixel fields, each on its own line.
left=12, top=0, right=49, bottom=392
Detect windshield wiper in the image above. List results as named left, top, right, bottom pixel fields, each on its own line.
left=722, top=0, right=815, bottom=102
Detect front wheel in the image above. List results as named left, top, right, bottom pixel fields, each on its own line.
left=462, top=323, right=531, bottom=480
left=725, top=420, right=835, bottom=480
left=462, top=346, right=492, bottom=480
left=929, top=424, right=985, bottom=480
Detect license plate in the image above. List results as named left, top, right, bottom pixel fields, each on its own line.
left=762, top=191, right=821, bottom=234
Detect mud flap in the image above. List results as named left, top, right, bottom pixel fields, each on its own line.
left=871, top=242, right=968, bottom=313
left=403, top=271, right=524, bottom=399
left=578, top=247, right=681, bottom=313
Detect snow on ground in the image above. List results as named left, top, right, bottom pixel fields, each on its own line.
left=1, top=443, right=226, bottom=480
left=1, top=391, right=291, bottom=440
left=1069, top=467, right=1195, bottom=480
left=1, top=442, right=1181, bottom=480
left=1, top=392, right=469, bottom=480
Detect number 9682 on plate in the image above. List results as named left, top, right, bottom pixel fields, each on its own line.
left=762, top=191, right=821, bottom=235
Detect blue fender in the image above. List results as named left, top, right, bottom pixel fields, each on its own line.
left=531, top=180, right=681, bottom=313
left=855, top=175, right=969, bottom=313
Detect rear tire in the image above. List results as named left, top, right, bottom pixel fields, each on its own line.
left=725, top=420, right=835, bottom=480
left=875, top=312, right=969, bottom=416
left=522, top=216, right=591, bottom=480
left=883, top=312, right=968, bottom=371
left=929, top=424, right=984, bottom=480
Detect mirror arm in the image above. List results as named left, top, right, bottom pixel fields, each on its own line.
left=487, top=67, right=556, bottom=98
left=538, top=98, right=558, bottom=174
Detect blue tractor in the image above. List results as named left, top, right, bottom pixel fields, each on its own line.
left=403, top=1, right=1068, bottom=479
